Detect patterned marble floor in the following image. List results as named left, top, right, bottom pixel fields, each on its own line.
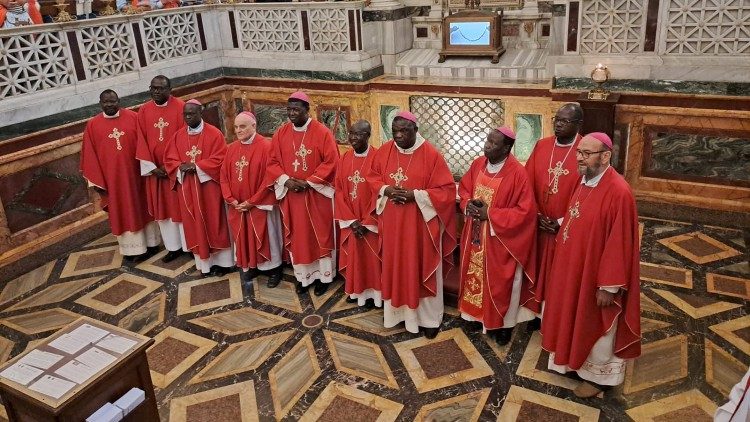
left=0, top=216, right=747, bottom=421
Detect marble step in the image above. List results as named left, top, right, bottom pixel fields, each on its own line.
left=395, top=47, right=548, bottom=81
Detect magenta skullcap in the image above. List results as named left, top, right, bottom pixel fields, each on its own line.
left=395, top=111, right=417, bottom=125
left=496, top=126, right=516, bottom=139
left=584, top=132, right=613, bottom=150
left=185, top=99, right=202, bottom=106
left=288, top=91, right=310, bottom=104
left=238, top=111, right=256, bottom=122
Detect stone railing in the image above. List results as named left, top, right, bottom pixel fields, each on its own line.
left=0, top=2, right=374, bottom=127
left=551, top=0, right=750, bottom=81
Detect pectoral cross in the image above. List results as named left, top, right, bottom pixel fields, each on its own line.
left=545, top=161, right=569, bottom=203
left=348, top=170, right=365, bottom=200
left=154, top=117, right=169, bottom=142
left=186, top=145, right=201, bottom=163
left=235, top=155, right=248, bottom=181
left=294, top=143, right=312, bottom=172
left=561, top=200, right=581, bottom=244
left=108, top=127, right=125, bottom=151
left=389, top=167, right=408, bottom=188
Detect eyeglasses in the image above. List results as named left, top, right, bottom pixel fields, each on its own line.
left=149, top=86, right=168, bottom=92
left=575, top=149, right=608, bottom=159
left=552, top=117, right=581, bottom=125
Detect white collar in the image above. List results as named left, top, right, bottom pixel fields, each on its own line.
left=554, top=136, right=577, bottom=147
left=240, top=133, right=257, bottom=145
left=395, top=133, right=425, bottom=154
left=582, top=165, right=610, bottom=187
left=154, top=98, right=170, bottom=108
left=187, top=120, right=204, bottom=135
left=353, top=145, right=370, bottom=157
left=292, top=118, right=312, bottom=132
left=102, top=111, right=120, bottom=119
left=485, top=157, right=506, bottom=174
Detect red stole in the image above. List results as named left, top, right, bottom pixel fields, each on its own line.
left=135, top=97, right=185, bottom=222
left=265, top=120, right=339, bottom=266
left=366, top=140, right=456, bottom=308
left=334, top=148, right=381, bottom=295
left=220, top=136, right=275, bottom=269
left=541, top=167, right=641, bottom=368
left=458, top=156, right=538, bottom=328
left=524, top=135, right=582, bottom=313
left=80, top=110, right=151, bottom=235
left=164, top=123, right=229, bottom=259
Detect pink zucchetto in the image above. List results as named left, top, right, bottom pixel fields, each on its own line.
left=186, top=99, right=202, bottom=106
left=238, top=111, right=256, bottom=123
left=288, top=91, right=310, bottom=104
left=584, top=132, right=613, bottom=150
left=395, top=111, right=417, bottom=125
left=496, top=126, right=516, bottom=139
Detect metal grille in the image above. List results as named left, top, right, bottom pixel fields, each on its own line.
left=410, top=96, right=504, bottom=176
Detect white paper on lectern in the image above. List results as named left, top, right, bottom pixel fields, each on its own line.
left=48, top=334, right=87, bottom=355
left=86, top=402, right=124, bottom=422
left=19, top=350, right=64, bottom=370
left=96, top=334, right=137, bottom=355
left=113, top=388, right=145, bottom=414
left=29, top=375, right=76, bottom=399
left=76, top=347, right=116, bottom=372
left=0, top=363, right=44, bottom=386
left=69, top=324, right=110, bottom=344
left=55, top=360, right=97, bottom=384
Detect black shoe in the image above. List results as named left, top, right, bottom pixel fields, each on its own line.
left=266, top=268, right=282, bottom=288
left=493, top=328, right=513, bottom=346
left=345, top=296, right=358, bottom=304
left=241, top=268, right=259, bottom=284
left=295, top=283, right=309, bottom=295
left=161, top=250, right=183, bottom=263
left=209, top=266, right=231, bottom=277
left=526, top=317, right=541, bottom=332
left=147, top=246, right=160, bottom=255
left=423, top=326, right=440, bottom=339
left=313, top=282, right=329, bottom=296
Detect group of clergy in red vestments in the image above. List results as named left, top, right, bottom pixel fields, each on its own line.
left=81, top=81, right=641, bottom=399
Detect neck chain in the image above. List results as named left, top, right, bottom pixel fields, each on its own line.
left=561, top=179, right=598, bottom=244
left=290, top=125, right=310, bottom=173
left=392, top=146, right=415, bottom=188
left=547, top=137, right=575, bottom=186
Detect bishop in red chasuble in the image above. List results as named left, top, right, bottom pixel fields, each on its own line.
left=541, top=132, right=641, bottom=398
left=458, top=127, right=538, bottom=345
left=264, top=91, right=339, bottom=296
left=220, top=112, right=283, bottom=287
left=523, top=103, right=584, bottom=326
left=164, top=100, right=233, bottom=276
left=80, top=89, right=159, bottom=260
left=367, top=111, right=456, bottom=339
left=135, top=75, right=188, bottom=262
left=334, top=120, right=381, bottom=307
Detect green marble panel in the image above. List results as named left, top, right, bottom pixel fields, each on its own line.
left=254, top=103, right=288, bottom=137
left=379, top=105, right=399, bottom=142
left=512, top=113, right=542, bottom=161
left=318, top=109, right=349, bottom=144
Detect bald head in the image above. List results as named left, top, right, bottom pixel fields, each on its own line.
left=234, top=112, right=257, bottom=141
left=348, top=119, right=372, bottom=154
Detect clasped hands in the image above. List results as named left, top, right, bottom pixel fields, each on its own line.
left=383, top=186, right=415, bottom=205
left=179, top=163, right=197, bottom=173
left=284, top=178, right=310, bottom=193
left=466, top=199, right=488, bottom=221
left=230, top=200, right=252, bottom=212
left=150, top=167, right=168, bottom=178
left=537, top=214, right=560, bottom=234
left=350, top=221, right=371, bottom=238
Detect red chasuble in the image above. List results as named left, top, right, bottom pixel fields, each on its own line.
left=458, top=155, right=538, bottom=329
left=334, top=147, right=381, bottom=296
left=135, top=97, right=185, bottom=222
left=541, top=167, right=641, bottom=369
left=523, top=134, right=582, bottom=313
left=163, top=123, right=230, bottom=260
left=220, top=135, right=276, bottom=269
left=264, top=120, right=338, bottom=266
left=366, top=139, right=456, bottom=309
left=80, top=110, right=151, bottom=235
